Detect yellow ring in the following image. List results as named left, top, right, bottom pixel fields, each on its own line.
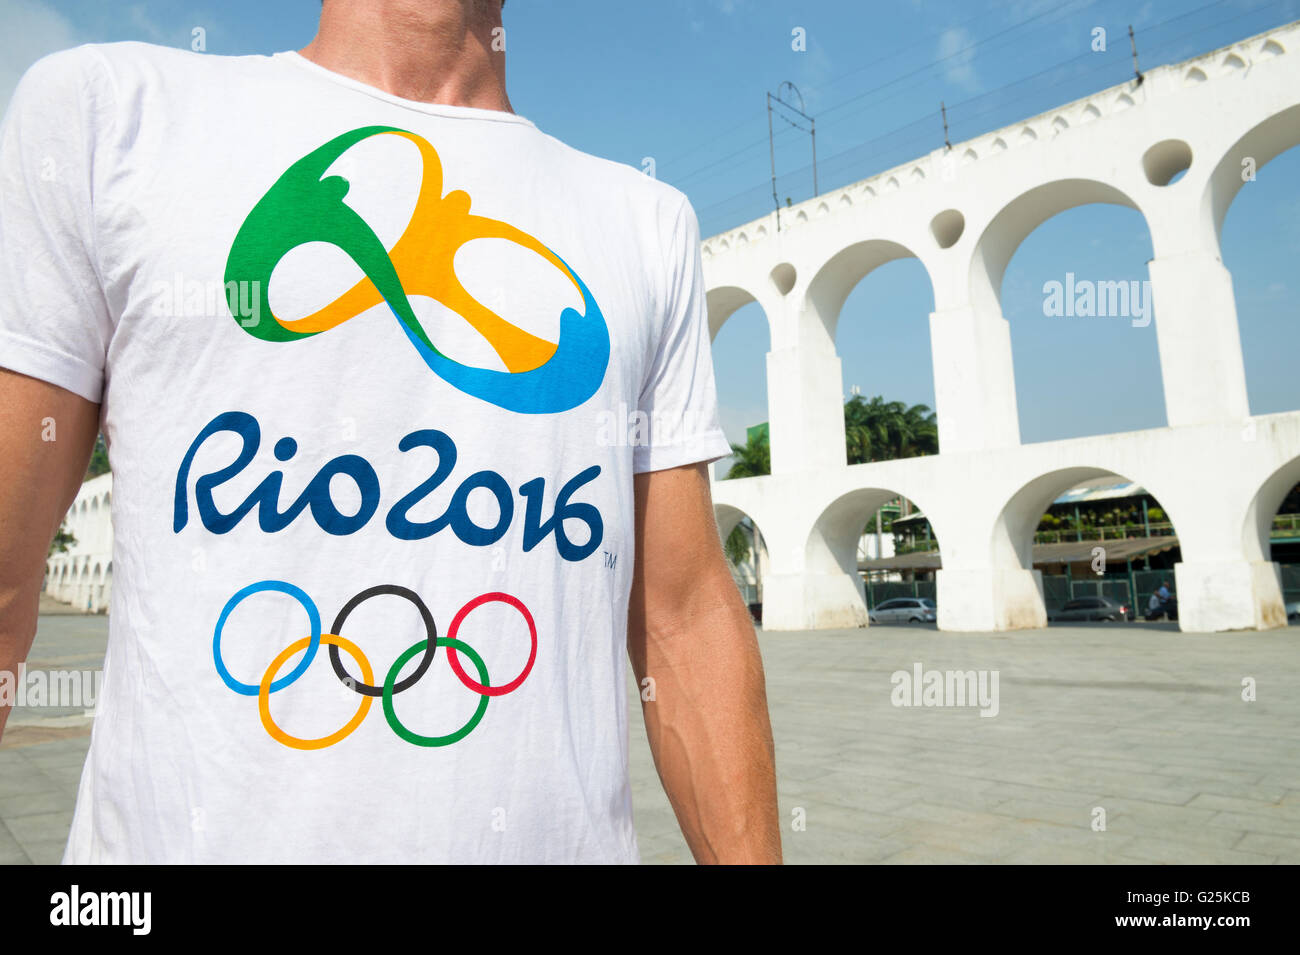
left=258, top=633, right=373, bottom=750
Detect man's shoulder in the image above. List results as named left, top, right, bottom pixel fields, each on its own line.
left=19, top=40, right=262, bottom=100
left=535, top=131, right=692, bottom=223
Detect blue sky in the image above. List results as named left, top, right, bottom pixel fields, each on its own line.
left=2, top=0, right=1297, bottom=456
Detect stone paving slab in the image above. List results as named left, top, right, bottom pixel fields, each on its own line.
left=2, top=614, right=1297, bottom=863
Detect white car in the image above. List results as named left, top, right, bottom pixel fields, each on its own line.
left=870, top=597, right=936, bottom=624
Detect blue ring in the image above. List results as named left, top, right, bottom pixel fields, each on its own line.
left=214, top=580, right=321, bottom=696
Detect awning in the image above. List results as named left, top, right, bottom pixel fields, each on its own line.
left=857, top=535, right=1179, bottom=573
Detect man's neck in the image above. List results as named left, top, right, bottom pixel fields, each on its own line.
left=299, top=0, right=511, bottom=113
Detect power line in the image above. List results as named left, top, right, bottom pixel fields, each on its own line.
left=666, top=0, right=1099, bottom=185
left=696, top=0, right=1288, bottom=223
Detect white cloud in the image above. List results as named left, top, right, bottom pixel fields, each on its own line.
left=937, top=26, right=980, bottom=93
left=0, top=0, right=78, bottom=112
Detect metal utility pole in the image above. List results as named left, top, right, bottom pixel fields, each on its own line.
left=766, top=82, right=818, bottom=231
left=1129, top=25, right=1144, bottom=86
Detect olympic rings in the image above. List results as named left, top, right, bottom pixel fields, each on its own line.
left=445, top=592, right=537, bottom=696
left=329, top=584, right=437, bottom=698
left=383, top=637, right=490, bottom=747
left=213, top=581, right=535, bottom=748
left=215, top=580, right=321, bottom=696
left=260, top=633, right=373, bottom=750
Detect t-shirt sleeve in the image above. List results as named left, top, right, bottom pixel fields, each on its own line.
left=632, top=195, right=733, bottom=474
left=0, top=48, right=115, bottom=403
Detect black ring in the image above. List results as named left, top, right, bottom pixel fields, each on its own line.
left=329, top=585, right=438, bottom=697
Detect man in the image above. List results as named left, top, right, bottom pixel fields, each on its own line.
left=0, top=0, right=781, bottom=864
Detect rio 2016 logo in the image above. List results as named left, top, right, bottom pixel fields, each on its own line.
left=214, top=581, right=537, bottom=749
left=223, top=125, right=610, bottom=414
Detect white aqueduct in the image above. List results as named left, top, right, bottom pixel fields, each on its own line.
left=704, top=22, right=1300, bottom=633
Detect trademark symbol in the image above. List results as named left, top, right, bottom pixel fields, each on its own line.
left=603, top=551, right=617, bottom=570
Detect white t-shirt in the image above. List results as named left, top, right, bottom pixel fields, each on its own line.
left=0, top=41, right=731, bottom=863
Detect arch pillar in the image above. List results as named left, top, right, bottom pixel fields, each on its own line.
left=765, top=281, right=846, bottom=475
left=766, top=344, right=847, bottom=475
left=1173, top=560, right=1285, bottom=631
left=929, top=305, right=1021, bottom=453
left=1167, top=443, right=1295, bottom=631
left=935, top=567, right=1047, bottom=631
left=1147, top=250, right=1250, bottom=425
left=748, top=479, right=872, bottom=631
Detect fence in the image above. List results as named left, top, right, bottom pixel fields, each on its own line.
left=1040, top=569, right=1174, bottom=613
left=865, top=580, right=936, bottom=609
left=750, top=564, right=1298, bottom=616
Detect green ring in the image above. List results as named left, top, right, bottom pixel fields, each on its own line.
left=383, top=636, right=490, bottom=746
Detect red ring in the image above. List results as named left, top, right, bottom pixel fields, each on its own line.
left=445, top=592, right=537, bottom=697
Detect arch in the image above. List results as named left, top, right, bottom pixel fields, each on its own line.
left=1202, top=103, right=1300, bottom=247
left=705, top=284, right=764, bottom=342
left=1223, top=53, right=1246, bottom=70
left=1259, top=38, right=1284, bottom=57
left=993, top=467, right=1181, bottom=569
left=1242, top=454, right=1300, bottom=562
left=805, top=486, right=942, bottom=620
left=806, top=238, right=928, bottom=340
left=715, top=502, right=764, bottom=543
left=991, top=137, right=1008, bottom=153
left=1184, top=67, right=1208, bottom=84
left=715, top=504, right=768, bottom=604
left=969, top=178, right=1143, bottom=316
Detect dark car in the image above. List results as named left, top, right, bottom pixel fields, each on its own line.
left=1144, top=596, right=1178, bottom=621
left=1048, top=596, right=1132, bottom=622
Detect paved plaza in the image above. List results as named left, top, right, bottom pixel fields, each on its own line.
left=3, top=605, right=1298, bottom=864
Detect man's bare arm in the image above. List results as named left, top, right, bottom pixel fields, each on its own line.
left=627, top=460, right=781, bottom=864
left=0, top=368, right=100, bottom=740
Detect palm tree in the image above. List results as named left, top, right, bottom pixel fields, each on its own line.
left=725, top=429, right=770, bottom=478
left=844, top=395, right=937, bottom=462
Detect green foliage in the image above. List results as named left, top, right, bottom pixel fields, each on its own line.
left=724, top=395, right=938, bottom=481
left=49, top=524, right=76, bottom=557
left=725, top=429, right=770, bottom=478
left=843, top=395, right=938, bottom=464
left=724, top=524, right=751, bottom=565
left=85, top=433, right=110, bottom=480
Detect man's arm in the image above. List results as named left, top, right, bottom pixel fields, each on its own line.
left=0, top=368, right=100, bottom=740
left=627, top=460, right=781, bottom=864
